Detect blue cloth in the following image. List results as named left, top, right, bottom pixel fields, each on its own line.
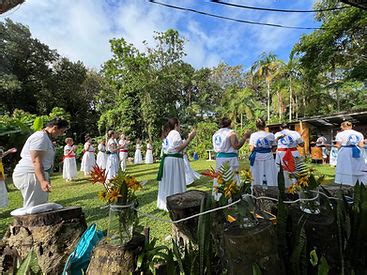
left=193, top=152, right=199, bottom=161
left=249, top=148, right=272, bottom=166
left=216, top=152, right=238, bottom=158
left=63, top=224, right=104, bottom=275
left=342, top=145, right=361, bottom=158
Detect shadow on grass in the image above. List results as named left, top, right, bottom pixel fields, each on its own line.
left=53, top=191, right=98, bottom=206
left=84, top=205, right=109, bottom=224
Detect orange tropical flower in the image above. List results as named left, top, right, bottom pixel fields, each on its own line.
left=202, top=167, right=219, bottom=179
left=227, top=215, right=236, bottom=223
left=288, top=183, right=297, bottom=194
left=107, top=188, right=122, bottom=203
left=90, top=165, right=106, bottom=184
left=224, top=181, right=239, bottom=199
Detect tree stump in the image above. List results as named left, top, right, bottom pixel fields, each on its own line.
left=0, top=206, right=87, bottom=274
left=224, top=220, right=280, bottom=275
left=166, top=190, right=207, bottom=244
left=87, top=234, right=145, bottom=275
left=288, top=205, right=340, bottom=274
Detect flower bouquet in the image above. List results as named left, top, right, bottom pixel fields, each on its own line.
left=90, top=166, right=142, bottom=245
left=202, top=164, right=257, bottom=228
left=287, top=160, right=324, bottom=214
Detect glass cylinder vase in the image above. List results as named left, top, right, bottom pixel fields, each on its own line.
left=298, top=190, right=320, bottom=215
left=107, top=204, right=136, bottom=245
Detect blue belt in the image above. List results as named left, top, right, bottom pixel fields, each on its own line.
left=342, top=145, right=361, bottom=158
left=249, top=148, right=272, bottom=166
left=216, top=152, right=238, bottom=158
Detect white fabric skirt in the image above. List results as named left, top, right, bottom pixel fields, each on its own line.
left=215, top=157, right=239, bottom=172
left=329, top=147, right=338, bottom=166
left=157, top=157, right=186, bottom=211
left=275, top=151, right=300, bottom=187
left=134, top=149, right=143, bottom=164
left=96, top=152, right=107, bottom=170
left=183, top=155, right=200, bottom=185
left=0, top=180, right=8, bottom=208
left=106, top=153, right=119, bottom=180
left=335, top=147, right=367, bottom=185
left=80, top=152, right=96, bottom=175
left=250, top=158, right=277, bottom=186
left=63, top=157, right=77, bottom=180
left=145, top=150, right=154, bottom=164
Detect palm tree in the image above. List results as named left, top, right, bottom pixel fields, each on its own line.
left=251, top=52, right=283, bottom=122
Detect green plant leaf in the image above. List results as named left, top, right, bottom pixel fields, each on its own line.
left=317, top=256, right=329, bottom=275
left=32, top=117, right=44, bottom=131
left=310, top=249, right=318, bottom=267
left=16, top=248, right=35, bottom=275
left=252, top=263, right=262, bottom=275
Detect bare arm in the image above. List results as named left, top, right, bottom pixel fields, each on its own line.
left=249, top=144, right=255, bottom=152
left=2, top=148, right=17, bottom=158
left=175, top=130, right=196, bottom=152
left=230, top=130, right=251, bottom=150
left=359, top=140, right=365, bottom=148
left=30, top=150, right=51, bottom=192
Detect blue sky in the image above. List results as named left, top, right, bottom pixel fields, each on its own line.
left=1, top=0, right=320, bottom=70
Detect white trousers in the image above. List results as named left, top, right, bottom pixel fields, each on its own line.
left=12, top=171, right=49, bottom=208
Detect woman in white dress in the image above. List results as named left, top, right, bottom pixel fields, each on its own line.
left=96, top=140, right=107, bottom=170
left=329, top=141, right=338, bottom=167
left=183, top=144, right=201, bottom=185
left=335, top=121, right=367, bottom=185
left=145, top=140, right=154, bottom=164
left=249, top=118, right=277, bottom=187
left=0, top=147, right=17, bottom=208
left=63, top=137, right=77, bottom=181
left=119, top=134, right=129, bottom=171
left=157, top=118, right=196, bottom=211
left=275, top=123, right=304, bottom=187
left=80, top=136, right=96, bottom=176
left=106, top=130, right=120, bottom=180
left=212, top=117, right=250, bottom=185
left=134, top=139, right=143, bottom=164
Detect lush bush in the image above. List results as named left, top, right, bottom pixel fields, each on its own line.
left=187, top=121, right=218, bottom=160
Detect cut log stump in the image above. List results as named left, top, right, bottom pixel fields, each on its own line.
left=167, top=190, right=207, bottom=244
left=224, top=220, right=280, bottom=275
left=0, top=206, right=87, bottom=274
left=87, top=234, right=145, bottom=275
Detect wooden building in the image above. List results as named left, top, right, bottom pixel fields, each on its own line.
left=267, top=110, right=367, bottom=156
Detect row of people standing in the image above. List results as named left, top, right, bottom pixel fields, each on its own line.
left=211, top=117, right=305, bottom=189
left=75, top=133, right=154, bottom=178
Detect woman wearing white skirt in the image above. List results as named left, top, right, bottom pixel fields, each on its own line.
left=157, top=118, right=196, bottom=211
left=80, top=136, right=96, bottom=176
left=249, top=118, right=277, bottom=187
left=0, top=147, right=17, bottom=208
left=145, top=140, right=154, bottom=164
left=106, top=130, right=120, bottom=180
left=329, top=142, right=338, bottom=167
left=119, top=134, right=129, bottom=171
left=183, top=149, right=201, bottom=185
left=212, top=117, right=250, bottom=187
left=96, top=140, right=107, bottom=170
left=335, top=121, right=367, bottom=185
left=63, top=138, right=77, bottom=181
left=134, top=139, right=143, bottom=164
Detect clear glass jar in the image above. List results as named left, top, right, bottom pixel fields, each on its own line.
left=298, top=190, right=320, bottom=214
left=107, top=204, right=136, bottom=245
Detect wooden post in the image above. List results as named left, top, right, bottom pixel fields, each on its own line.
left=295, top=121, right=310, bottom=156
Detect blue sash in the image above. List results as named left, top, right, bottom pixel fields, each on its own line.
left=342, top=145, right=361, bottom=158
left=216, top=152, right=238, bottom=158
left=249, top=147, right=272, bottom=166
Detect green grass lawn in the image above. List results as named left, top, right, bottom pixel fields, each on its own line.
left=0, top=160, right=336, bottom=245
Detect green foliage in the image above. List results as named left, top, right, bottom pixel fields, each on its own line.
left=187, top=121, right=217, bottom=159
